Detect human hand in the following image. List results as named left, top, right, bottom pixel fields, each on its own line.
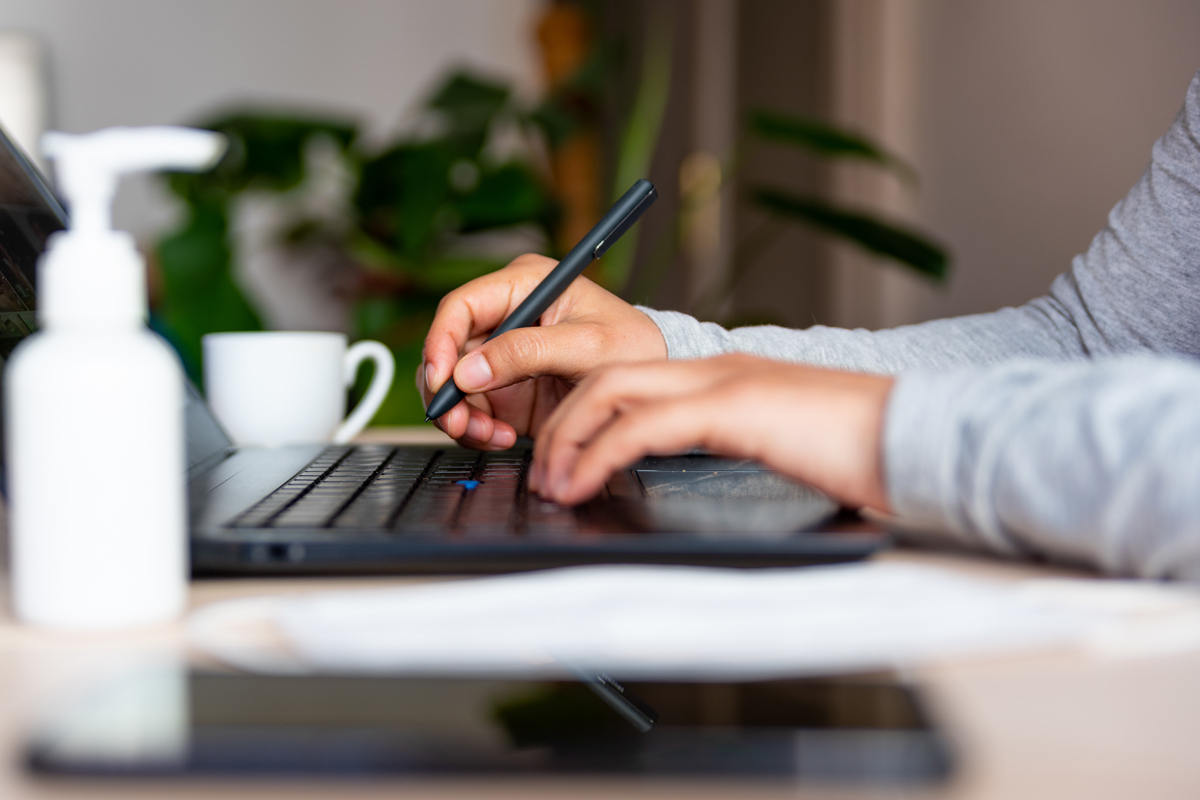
left=419, top=254, right=668, bottom=449
left=529, top=354, right=894, bottom=510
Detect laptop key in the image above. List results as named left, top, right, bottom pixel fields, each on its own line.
left=332, top=482, right=421, bottom=529
left=258, top=445, right=394, bottom=528
left=229, top=445, right=575, bottom=536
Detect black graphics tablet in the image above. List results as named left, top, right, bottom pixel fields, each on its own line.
left=27, top=668, right=952, bottom=783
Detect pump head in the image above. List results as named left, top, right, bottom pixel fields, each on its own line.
left=35, top=126, right=227, bottom=328
left=42, top=126, right=226, bottom=234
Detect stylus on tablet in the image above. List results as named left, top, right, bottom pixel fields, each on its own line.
left=425, top=178, right=658, bottom=422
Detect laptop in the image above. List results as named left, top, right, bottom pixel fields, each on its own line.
left=0, top=125, right=886, bottom=575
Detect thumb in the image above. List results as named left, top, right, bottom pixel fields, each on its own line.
left=453, top=324, right=598, bottom=393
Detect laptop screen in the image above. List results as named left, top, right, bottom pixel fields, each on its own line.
left=0, top=125, right=232, bottom=494
left=0, top=130, right=64, bottom=344
left=0, top=128, right=66, bottom=492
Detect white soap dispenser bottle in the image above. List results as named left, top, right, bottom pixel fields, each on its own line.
left=5, top=126, right=226, bottom=629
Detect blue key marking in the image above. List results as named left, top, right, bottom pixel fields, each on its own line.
left=456, top=480, right=480, bottom=490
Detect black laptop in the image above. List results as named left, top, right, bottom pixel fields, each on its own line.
left=0, top=126, right=886, bottom=575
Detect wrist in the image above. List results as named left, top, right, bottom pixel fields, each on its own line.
left=794, top=369, right=893, bottom=512
left=630, top=308, right=669, bottom=361
left=848, top=374, right=894, bottom=512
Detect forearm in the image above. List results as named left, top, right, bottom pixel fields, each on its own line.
left=884, top=356, right=1200, bottom=579
left=641, top=295, right=1095, bottom=374
left=641, top=70, right=1200, bottom=373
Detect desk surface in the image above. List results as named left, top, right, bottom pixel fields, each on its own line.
left=1, top=428, right=1198, bottom=799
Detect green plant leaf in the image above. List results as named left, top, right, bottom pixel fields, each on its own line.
left=752, top=188, right=948, bottom=279
left=152, top=72, right=562, bottom=406
left=409, top=257, right=507, bottom=292
left=428, top=71, right=511, bottom=136
left=344, top=230, right=413, bottom=272
left=155, top=200, right=263, bottom=382
left=355, top=142, right=455, bottom=261
left=749, top=110, right=917, bottom=184
left=168, top=112, right=357, bottom=198
left=527, top=99, right=580, bottom=148
left=454, top=163, right=550, bottom=232
left=353, top=293, right=439, bottom=342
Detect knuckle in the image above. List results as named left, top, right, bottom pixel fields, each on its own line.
left=576, top=324, right=609, bottom=363
left=607, top=414, right=650, bottom=458
left=435, top=284, right=466, bottom=314
left=503, top=332, right=548, bottom=376
left=592, top=364, right=626, bottom=392
left=510, top=253, right=555, bottom=273
left=584, top=363, right=620, bottom=392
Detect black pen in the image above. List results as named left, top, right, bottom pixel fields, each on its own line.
left=425, top=178, right=658, bottom=422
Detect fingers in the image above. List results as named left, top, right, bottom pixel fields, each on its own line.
left=457, top=405, right=518, bottom=450
left=530, top=360, right=738, bottom=493
left=551, top=391, right=733, bottom=505
left=418, top=250, right=670, bottom=455
left=438, top=402, right=518, bottom=450
left=416, top=360, right=517, bottom=448
left=451, top=322, right=607, bottom=397
left=531, top=356, right=896, bottom=510
left=421, top=254, right=557, bottom=403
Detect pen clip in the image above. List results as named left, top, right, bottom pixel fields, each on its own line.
left=593, top=184, right=659, bottom=259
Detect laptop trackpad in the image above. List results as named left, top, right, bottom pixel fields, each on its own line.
left=634, top=469, right=838, bottom=535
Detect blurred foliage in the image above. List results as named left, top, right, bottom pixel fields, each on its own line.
left=748, top=110, right=919, bottom=185
left=646, top=106, right=950, bottom=322
left=155, top=72, right=561, bottom=423
left=744, top=108, right=946, bottom=282
left=752, top=188, right=946, bottom=279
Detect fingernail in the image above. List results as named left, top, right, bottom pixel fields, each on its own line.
left=491, top=428, right=516, bottom=448
left=456, top=353, right=493, bottom=391
left=425, top=363, right=437, bottom=392
left=466, top=416, right=488, bottom=441
left=553, top=475, right=571, bottom=501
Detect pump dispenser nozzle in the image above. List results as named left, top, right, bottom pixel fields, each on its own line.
left=43, top=126, right=226, bottom=234
left=38, top=126, right=227, bottom=328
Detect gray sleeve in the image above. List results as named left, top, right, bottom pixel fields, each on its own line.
left=641, top=68, right=1200, bottom=373
left=885, top=357, right=1200, bottom=580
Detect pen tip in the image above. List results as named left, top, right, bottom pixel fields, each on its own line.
left=424, top=415, right=431, bottom=422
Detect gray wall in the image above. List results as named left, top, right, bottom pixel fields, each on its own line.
left=911, top=0, right=1200, bottom=320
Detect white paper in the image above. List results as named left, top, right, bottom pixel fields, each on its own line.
left=191, top=563, right=1106, bottom=679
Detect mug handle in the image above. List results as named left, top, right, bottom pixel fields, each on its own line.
left=333, top=340, right=396, bottom=444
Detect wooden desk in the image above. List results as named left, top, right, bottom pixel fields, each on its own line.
left=0, top=429, right=1198, bottom=799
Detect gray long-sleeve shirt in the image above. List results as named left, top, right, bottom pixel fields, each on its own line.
left=640, top=69, right=1200, bottom=580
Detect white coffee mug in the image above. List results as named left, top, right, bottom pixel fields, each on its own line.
left=202, top=332, right=395, bottom=447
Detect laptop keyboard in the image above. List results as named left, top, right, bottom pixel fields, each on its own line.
left=227, top=445, right=579, bottom=535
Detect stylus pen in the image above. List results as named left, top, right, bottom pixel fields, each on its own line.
left=425, top=178, right=658, bottom=421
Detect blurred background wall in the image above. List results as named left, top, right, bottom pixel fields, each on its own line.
left=0, top=0, right=1197, bottom=334
left=907, top=0, right=1200, bottom=325
left=724, top=0, right=1200, bottom=329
